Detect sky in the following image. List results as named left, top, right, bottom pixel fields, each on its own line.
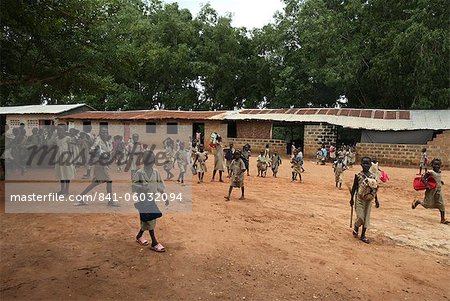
left=166, top=0, right=285, bottom=29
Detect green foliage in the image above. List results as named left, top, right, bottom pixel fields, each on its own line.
left=263, top=0, right=449, bottom=109
left=1, top=0, right=448, bottom=109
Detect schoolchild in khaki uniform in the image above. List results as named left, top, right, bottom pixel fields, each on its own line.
left=193, top=144, right=208, bottom=184
left=412, top=159, right=449, bottom=224
left=224, top=150, right=246, bottom=201
left=350, top=157, right=380, bottom=243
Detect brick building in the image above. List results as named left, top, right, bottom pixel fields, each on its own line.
left=2, top=105, right=449, bottom=167
left=221, top=108, right=450, bottom=167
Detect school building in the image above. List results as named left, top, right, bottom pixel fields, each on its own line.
left=1, top=105, right=449, bottom=167
left=0, top=104, right=92, bottom=135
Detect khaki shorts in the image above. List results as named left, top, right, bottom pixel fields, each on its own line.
left=140, top=219, right=156, bottom=231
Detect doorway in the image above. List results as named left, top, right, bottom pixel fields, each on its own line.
left=192, top=123, right=205, bottom=144
left=272, top=122, right=305, bottom=155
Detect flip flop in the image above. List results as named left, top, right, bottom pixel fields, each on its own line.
left=136, top=237, right=149, bottom=246
left=150, top=243, right=166, bottom=252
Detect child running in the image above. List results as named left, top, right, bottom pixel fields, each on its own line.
left=412, top=159, right=449, bottom=224
left=271, top=150, right=282, bottom=177
left=133, top=150, right=167, bottom=252
left=349, top=157, right=380, bottom=243
left=224, top=150, right=246, bottom=201
left=193, top=144, right=208, bottom=184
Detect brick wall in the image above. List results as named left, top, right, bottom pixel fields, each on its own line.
left=226, top=138, right=286, bottom=156
left=304, top=123, right=337, bottom=158
left=356, top=130, right=450, bottom=168
left=204, top=121, right=228, bottom=150
left=237, top=120, right=272, bottom=139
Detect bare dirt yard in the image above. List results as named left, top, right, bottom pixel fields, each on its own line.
left=1, top=156, right=449, bottom=300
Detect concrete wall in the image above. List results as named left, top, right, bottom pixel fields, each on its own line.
left=304, top=123, right=337, bottom=158
left=226, top=138, right=286, bottom=155
left=237, top=120, right=272, bottom=139
left=7, top=114, right=53, bottom=135
left=356, top=130, right=450, bottom=168
left=66, top=120, right=195, bottom=147
left=6, top=106, right=91, bottom=136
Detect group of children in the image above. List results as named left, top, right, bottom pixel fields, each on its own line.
left=3, top=124, right=448, bottom=252
left=317, top=144, right=356, bottom=166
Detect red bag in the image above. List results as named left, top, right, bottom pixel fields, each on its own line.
left=413, top=176, right=437, bottom=191
left=380, top=171, right=389, bottom=183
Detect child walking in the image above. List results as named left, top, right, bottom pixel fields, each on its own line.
left=271, top=150, right=282, bottom=177
left=418, top=148, right=428, bottom=175
left=224, top=150, right=246, bottom=201
left=349, top=157, right=380, bottom=243
left=174, top=142, right=188, bottom=184
left=193, top=144, right=208, bottom=184
left=264, top=144, right=271, bottom=167
left=163, top=140, right=175, bottom=180
left=315, top=148, right=322, bottom=165
left=256, top=150, right=268, bottom=177
left=51, top=124, right=75, bottom=195
left=212, top=136, right=225, bottom=182
left=412, top=159, right=449, bottom=224
left=291, top=149, right=302, bottom=182
left=242, top=143, right=251, bottom=176
left=225, top=143, right=235, bottom=177
left=76, top=128, right=117, bottom=207
left=333, top=156, right=347, bottom=189
left=133, top=150, right=167, bottom=252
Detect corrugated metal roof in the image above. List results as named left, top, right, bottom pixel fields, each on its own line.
left=59, top=110, right=228, bottom=121
left=215, top=109, right=450, bottom=131
left=0, top=104, right=91, bottom=115
left=38, top=106, right=450, bottom=131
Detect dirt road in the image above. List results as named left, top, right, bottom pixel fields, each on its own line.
left=1, top=157, right=449, bottom=300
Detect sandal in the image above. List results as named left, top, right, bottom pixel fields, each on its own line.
left=411, top=200, right=418, bottom=209
left=352, top=229, right=358, bottom=238
left=150, top=243, right=166, bottom=252
left=440, top=220, right=450, bottom=225
left=361, top=237, right=370, bottom=244
left=136, top=237, right=149, bottom=246
left=224, top=196, right=230, bottom=201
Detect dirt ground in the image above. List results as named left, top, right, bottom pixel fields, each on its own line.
left=1, top=156, right=449, bottom=300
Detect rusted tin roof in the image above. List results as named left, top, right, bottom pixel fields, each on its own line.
left=59, top=110, right=227, bottom=121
